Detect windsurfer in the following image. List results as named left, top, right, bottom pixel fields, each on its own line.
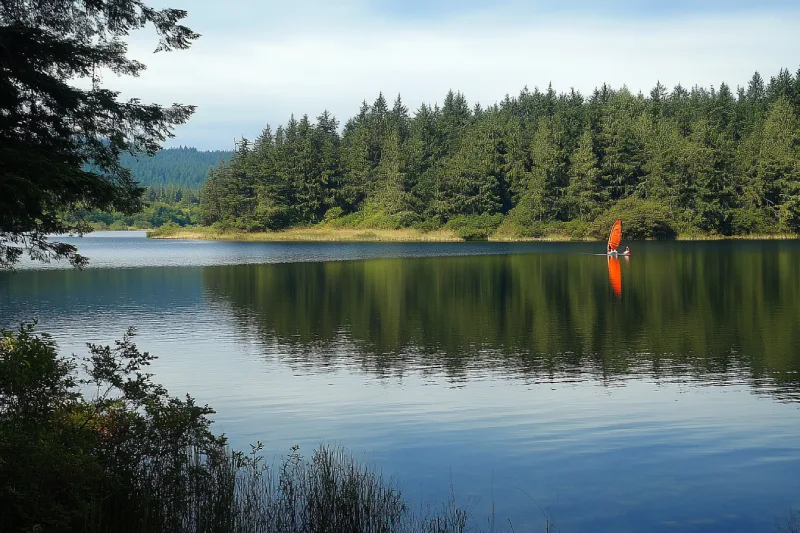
left=623, top=246, right=631, bottom=255
left=607, top=219, right=622, bottom=256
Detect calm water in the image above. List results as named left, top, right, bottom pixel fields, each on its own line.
left=2, top=231, right=800, bottom=532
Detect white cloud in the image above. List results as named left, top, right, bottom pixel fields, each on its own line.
left=98, top=7, right=800, bottom=149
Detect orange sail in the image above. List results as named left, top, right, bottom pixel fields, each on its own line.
left=607, top=257, right=622, bottom=297
left=607, top=219, right=622, bottom=251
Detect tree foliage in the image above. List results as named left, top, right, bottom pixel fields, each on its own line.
left=0, top=0, right=199, bottom=268
left=0, top=323, right=224, bottom=532
left=202, top=68, right=800, bottom=238
left=0, top=324, right=474, bottom=533
left=118, top=147, right=232, bottom=189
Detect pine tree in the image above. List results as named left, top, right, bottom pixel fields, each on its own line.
left=339, top=108, right=372, bottom=211
left=565, top=128, right=603, bottom=220
left=390, top=94, right=410, bottom=142
left=756, top=97, right=800, bottom=229
left=369, top=130, right=411, bottom=221
left=406, top=103, right=442, bottom=217
left=435, top=116, right=504, bottom=218
left=521, top=118, right=565, bottom=221
left=1, top=0, right=198, bottom=267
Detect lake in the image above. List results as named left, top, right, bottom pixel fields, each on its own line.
left=2, top=231, right=799, bottom=532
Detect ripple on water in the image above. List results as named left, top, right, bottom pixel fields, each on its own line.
left=2, top=235, right=800, bottom=533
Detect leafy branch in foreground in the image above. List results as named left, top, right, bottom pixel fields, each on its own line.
left=0, top=324, right=472, bottom=533
left=0, top=0, right=200, bottom=269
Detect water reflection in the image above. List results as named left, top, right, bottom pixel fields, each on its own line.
left=3, top=240, right=800, bottom=532
left=607, top=256, right=622, bottom=297
left=202, top=249, right=800, bottom=399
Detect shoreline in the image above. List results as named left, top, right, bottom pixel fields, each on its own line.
left=146, top=226, right=797, bottom=243
left=147, top=226, right=464, bottom=242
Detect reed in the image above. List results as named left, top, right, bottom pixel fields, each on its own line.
left=0, top=325, right=470, bottom=533
left=147, top=225, right=462, bottom=242
left=83, top=442, right=469, bottom=533
left=148, top=223, right=797, bottom=243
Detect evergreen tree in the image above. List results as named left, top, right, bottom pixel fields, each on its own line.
left=1, top=0, right=198, bottom=267
left=196, top=67, right=800, bottom=238
left=755, top=97, right=800, bottom=230
left=520, top=118, right=566, bottom=222
left=339, top=102, right=373, bottom=210
left=565, top=128, right=604, bottom=221
left=435, top=117, right=504, bottom=218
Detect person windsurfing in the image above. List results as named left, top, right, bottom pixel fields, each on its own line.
left=607, top=219, right=622, bottom=255
left=623, top=246, right=631, bottom=255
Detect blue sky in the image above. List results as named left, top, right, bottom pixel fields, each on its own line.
left=107, top=0, right=800, bottom=149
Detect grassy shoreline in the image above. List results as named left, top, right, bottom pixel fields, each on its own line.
left=146, top=225, right=797, bottom=242
left=147, top=226, right=463, bottom=242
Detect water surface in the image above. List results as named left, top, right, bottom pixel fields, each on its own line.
left=2, top=232, right=799, bottom=532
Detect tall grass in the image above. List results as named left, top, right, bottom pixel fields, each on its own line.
left=0, top=325, right=471, bottom=533
left=147, top=225, right=462, bottom=242
left=82, top=443, right=468, bottom=533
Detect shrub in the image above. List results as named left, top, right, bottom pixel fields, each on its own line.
left=323, top=206, right=345, bottom=223
left=90, top=221, right=110, bottom=231
left=358, top=213, right=402, bottom=230
left=561, top=220, right=591, bottom=240
left=325, top=211, right=365, bottom=229
left=0, top=324, right=226, bottom=533
left=0, top=324, right=472, bottom=533
left=256, top=205, right=294, bottom=230
left=210, top=221, right=231, bottom=232
left=728, top=207, right=775, bottom=236
left=589, top=197, right=677, bottom=240
left=445, top=213, right=504, bottom=240
left=131, top=219, right=152, bottom=230
left=412, top=217, right=444, bottom=232
left=778, top=198, right=800, bottom=235
left=394, top=210, right=423, bottom=228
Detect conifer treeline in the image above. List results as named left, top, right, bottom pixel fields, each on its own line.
left=199, top=68, right=800, bottom=238
left=121, top=147, right=233, bottom=189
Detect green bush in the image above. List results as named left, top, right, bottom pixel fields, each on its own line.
left=109, top=220, right=128, bottom=231
left=254, top=205, right=295, bottom=230
left=0, top=324, right=226, bottom=532
left=210, top=221, right=231, bottom=232
left=412, top=217, right=444, bottom=232
left=445, top=213, right=504, bottom=240
left=357, top=213, right=402, bottom=230
left=90, top=221, right=110, bottom=231
left=325, top=211, right=365, bottom=228
left=131, top=219, right=152, bottom=230
left=778, top=198, right=800, bottom=235
left=728, top=207, right=775, bottom=235
left=0, top=324, right=471, bottom=533
left=493, top=218, right=545, bottom=239
left=561, top=220, right=591, bottom=239
left=590, top=197, right=677, bottom=240
left=323, top=206, right=345, bottom=223
left=394, top=210, right=423, bottom=228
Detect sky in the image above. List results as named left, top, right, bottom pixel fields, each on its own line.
left=103, top=0, right=800, bottom=150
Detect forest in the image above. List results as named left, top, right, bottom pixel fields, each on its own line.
left=198, top=68, right=800, bottom=240
left=120, top=147, right=232, bottom=188
left=81, top=148, right=232, bottom=229
left=82, top=185, right=202, bottom=229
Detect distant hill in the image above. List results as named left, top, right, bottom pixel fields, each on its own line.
left=120, top=147, right=233, bottom=188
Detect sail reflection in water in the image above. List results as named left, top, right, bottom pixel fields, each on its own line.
left=607, top=256, right=622, bottom=297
